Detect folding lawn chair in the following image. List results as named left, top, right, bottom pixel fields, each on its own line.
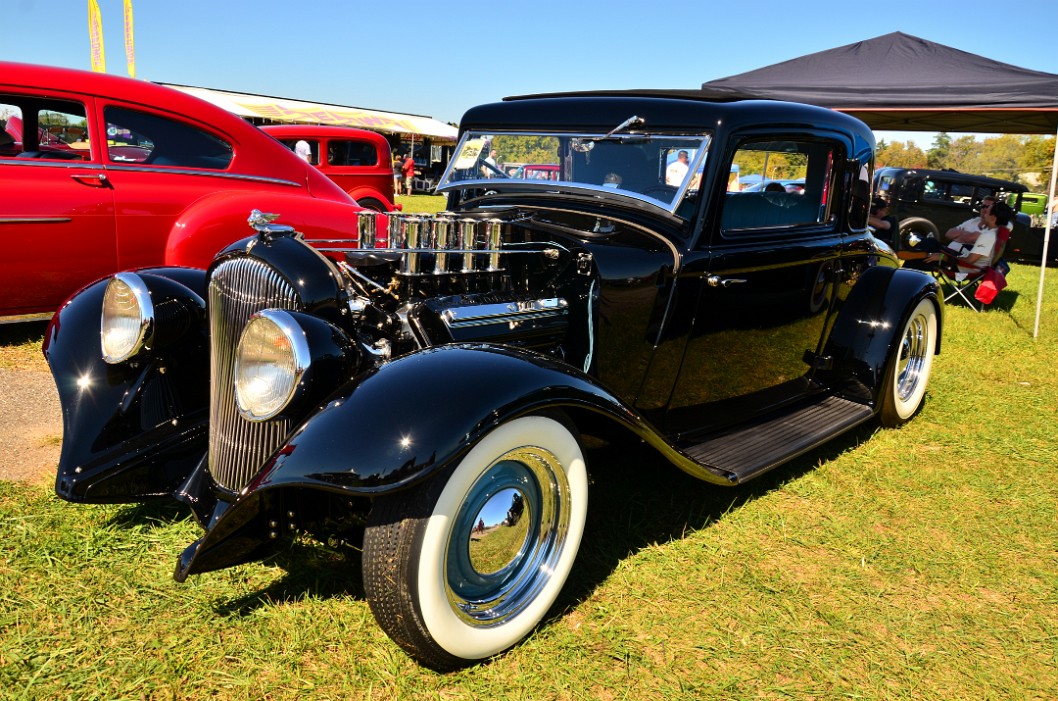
left=932, top=226, right=1010, bottom=312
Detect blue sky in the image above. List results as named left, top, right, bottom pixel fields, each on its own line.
left=6, top=0, right=1058, bottom=148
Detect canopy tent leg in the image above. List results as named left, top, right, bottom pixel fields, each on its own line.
left=1033, top=126, right=1057, bottom=339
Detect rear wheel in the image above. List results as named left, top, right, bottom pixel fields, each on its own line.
left=899, top=217, right=940, bottom=250
left=880, top=298, right=937, bottom=427
left=355, top=197, right=387, bottom=213
left=362, top=414, right=588, bottom=670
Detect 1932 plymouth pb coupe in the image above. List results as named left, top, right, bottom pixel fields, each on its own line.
left=45, top=92, right=941, bottom=670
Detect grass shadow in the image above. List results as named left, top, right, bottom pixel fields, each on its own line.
left=0, top=320, right=48, bottom=346
left=553, top=421, right=879, bottom=613
left=105, top=498, right=193, bottom=529
left=215, top=540, right=366, bottom=617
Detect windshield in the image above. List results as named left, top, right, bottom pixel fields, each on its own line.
left=437, top=130, right=711, bottom=215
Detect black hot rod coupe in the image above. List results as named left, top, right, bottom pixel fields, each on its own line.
left=44, top=92, right=941, bottom=670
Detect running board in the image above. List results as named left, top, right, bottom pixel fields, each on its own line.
left=682, top=396, right=874, bottom=484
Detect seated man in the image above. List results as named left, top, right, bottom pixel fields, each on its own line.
left=926, top=200, right=1012, bottom=276
left=944, top=196, right=997, bottom=245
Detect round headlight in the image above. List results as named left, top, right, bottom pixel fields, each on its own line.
left=234, top=310, right=309, bottom=421
left=101, top=273, right=154, bottom=364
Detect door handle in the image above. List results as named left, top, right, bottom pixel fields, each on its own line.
left=71, top=173, right=109, bottom=187
left=707, top=275, right=747, bottom=288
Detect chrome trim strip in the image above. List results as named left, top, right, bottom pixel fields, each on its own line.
left=0, top=160, right=102, bottom=170
left=0, top=217, right=72, bottom=224
left=104, top=164, right=301, bottom=188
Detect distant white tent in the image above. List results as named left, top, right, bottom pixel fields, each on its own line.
left=160, top=83, right=458, bottom=141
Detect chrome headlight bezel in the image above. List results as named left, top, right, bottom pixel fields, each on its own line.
left=101, top=272, right=155, bottom=364
left=234, top=309, right=310, bottom=422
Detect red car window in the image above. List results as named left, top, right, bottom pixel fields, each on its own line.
left=105, top=106, right=233, bottom=169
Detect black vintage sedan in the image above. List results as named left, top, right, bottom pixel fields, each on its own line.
left=45, top=92, right=942, bottom=671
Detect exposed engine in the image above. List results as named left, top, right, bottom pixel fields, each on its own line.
left=289, top=210, right=590, bottom=360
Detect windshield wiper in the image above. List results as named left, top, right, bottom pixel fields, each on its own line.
left=604, top=115, right=644, bottom=138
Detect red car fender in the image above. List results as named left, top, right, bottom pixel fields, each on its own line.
left=164, top=191, right=365, bottom=268
left=345, top=186, right=396, bottom=212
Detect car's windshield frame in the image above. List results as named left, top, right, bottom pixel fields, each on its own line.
left=437, top=129, right=711, bottom=216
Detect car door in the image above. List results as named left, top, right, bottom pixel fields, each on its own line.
left=0, top=93, right=117, bottom=316
left=665, top=135, right=847, bottom=436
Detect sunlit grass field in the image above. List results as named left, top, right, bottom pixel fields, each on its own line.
left=1, top=262, right=1056, bottom=699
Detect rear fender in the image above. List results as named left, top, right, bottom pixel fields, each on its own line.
left=45, top=267, right=210, bottom=502
left=821, top=266, right=942, bottom=404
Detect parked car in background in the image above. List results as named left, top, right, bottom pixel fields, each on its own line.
left=261, top=124, right=398, bottom=212
left=508, top=163, right=560, bottom=180
left=872, top=167, right=1029, bottom=249
left=1011, top=191, right=1048, bottom=217
left=0, top=61, right=361, bottom=321
left=46, top=93, right=941, bottom=671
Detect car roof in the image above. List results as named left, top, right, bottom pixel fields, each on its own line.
left=876, top=166, right=1028, bottom=192
left=260, top=124, right=391, bottom=147
left=463, top=93, right=873, bottom=141
left=0, top=61, right=259, bottom=143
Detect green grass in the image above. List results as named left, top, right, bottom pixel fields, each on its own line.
left=394, top=193, right=447, bottom=215
left=2, top=263, right=1057, bottom=699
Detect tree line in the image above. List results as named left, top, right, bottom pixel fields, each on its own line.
left=876, top=132, right=1056, bottom=187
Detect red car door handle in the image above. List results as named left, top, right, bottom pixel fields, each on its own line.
left=71, top=173, right=110, bottom=187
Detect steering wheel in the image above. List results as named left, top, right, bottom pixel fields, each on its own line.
left=478, top=158, right=509, bottom=179
left=641, top=184, right=678, bottom=200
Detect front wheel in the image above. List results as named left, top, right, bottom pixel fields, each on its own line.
left=879, top=298, right=937, bottom=427
left=362, top=414, right=588, bottom=670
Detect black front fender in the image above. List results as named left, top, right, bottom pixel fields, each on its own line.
left=252, top=344, right=642, bottom=495
left=44, top=267, right=210, bottom=502
left=176, top=343, right=686, bottom=580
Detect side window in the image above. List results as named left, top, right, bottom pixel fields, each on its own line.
left=849, top=161, right=873, bottom=231
left=104, top=106, right=233, bottom=169
left=722, top=138, right=836, bottom=232
left=278, top=138, right=317, bottom=164
left=922, top=179, right=946, bottom=200
left=975, top=186, right=998, bottom=205
left=0, top=97, right=90, bottom=161
left=949, top=183, right=975, bottom=204
left=328, top=139, right=379, bottom=167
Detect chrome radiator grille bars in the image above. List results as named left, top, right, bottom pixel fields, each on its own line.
left=208, top=258, right=301, bottom=492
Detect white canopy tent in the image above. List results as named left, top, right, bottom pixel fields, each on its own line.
left=159, top=83, right=458, bottom=141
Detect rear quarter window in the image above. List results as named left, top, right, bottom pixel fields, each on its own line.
left=104, top=106, right=233, bottom=169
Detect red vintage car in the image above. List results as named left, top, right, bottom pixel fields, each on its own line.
left=261, top=125, right=398, bottom=212
left=0, top=61, right=362, bottom=320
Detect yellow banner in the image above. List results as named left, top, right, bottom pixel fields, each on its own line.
left=123, top=0, right=135, bottom=78
left=88, top=0, right=106, bottom=73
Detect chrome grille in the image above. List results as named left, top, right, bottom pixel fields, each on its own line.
left=208, top=258, right=301, bottom=492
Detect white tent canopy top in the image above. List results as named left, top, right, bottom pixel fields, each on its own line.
left=159, top=83, right=458, bottom=141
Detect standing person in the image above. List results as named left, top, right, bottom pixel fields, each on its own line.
left=393, top=151, right=402, bottom=196
left=401, top=153, right=416, bottom=196
left=294, top=140, right=312, bottom=163
left=481, top=148, right=500, bottom=178
left=665, top=150, right=689, bottom=186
